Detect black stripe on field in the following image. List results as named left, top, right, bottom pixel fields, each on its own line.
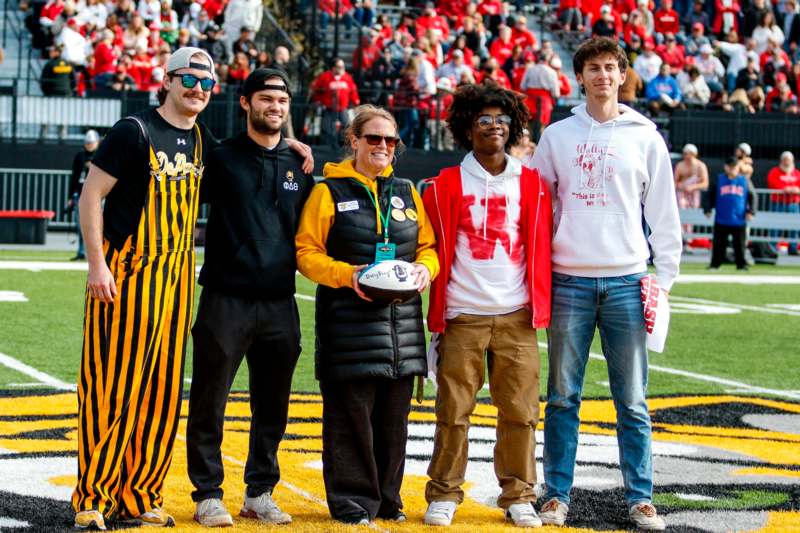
left=0, top=450, right=77, bottom=459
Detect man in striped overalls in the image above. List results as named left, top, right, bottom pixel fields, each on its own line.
left=72, top=47, right=217, bottom=530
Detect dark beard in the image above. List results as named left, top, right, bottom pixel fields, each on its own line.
left=250, top=112, right=283, bottom=135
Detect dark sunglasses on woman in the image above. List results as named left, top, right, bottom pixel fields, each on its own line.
left=362, top=134, right=400, bottom=148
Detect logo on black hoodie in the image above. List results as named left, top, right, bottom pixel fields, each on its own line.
left=283, top=170, right=299, bottom=191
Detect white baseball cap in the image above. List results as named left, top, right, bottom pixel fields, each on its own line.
left=737, top=142, right=752, bottom=156
left=84, top=130, right=99, bottom=144
left=167, top=46, right=216, bottom=79
left=682, top=143, right=698, bottom=155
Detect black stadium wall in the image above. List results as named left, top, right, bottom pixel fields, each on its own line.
left=0, top=140, right=774, bottom=187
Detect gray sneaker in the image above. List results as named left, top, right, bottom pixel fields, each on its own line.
left=538, top=498, right=568, bottom=526
left=629, top=503, right=666, bottom=531
left=240, top=492, right=292, bottom=524
left=194, top=498, right=233, bottom=527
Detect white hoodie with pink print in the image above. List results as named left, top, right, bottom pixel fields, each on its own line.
left=531, top=103, right=682, bottom=291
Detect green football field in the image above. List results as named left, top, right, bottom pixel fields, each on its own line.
left=1, top=249, right=798, bottom=400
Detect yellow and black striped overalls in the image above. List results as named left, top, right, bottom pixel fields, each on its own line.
left=73, top=119, right=203, bottom=518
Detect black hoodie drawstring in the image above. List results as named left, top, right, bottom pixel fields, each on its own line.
left=256, top=145, right=280, bottom=207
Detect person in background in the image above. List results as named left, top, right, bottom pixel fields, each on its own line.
left=295, top=104, right=438, bottom=525
left=704, top=156, right=756, bottom=270
left=674, top=143, right=709, bottom=252
left=233, top=26, right=258, bottom=63
left=68, top=130, right=100, bottom=261
left=646, top=62, right=682, bottom=114
left=633, top=40, right=663, bottom=84
left=766, top=151, right=800, bottom=255
left=41, top=44, right=75, bottom=96
left=309, top=58, right=360, bottom=146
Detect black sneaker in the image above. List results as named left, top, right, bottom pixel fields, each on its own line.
left=336, top=513, right=370, bottom=525
left=377, top=510, right=406, bottom=522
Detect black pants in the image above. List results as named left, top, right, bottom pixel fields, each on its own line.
left=186, top=290, right=301, bottom=502
left=320, top=376, right=414, bottom=521
left=711, top=223, right=747, bottom=268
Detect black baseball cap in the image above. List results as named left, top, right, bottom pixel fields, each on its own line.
left=725, top=156, right=739, bottom=167
left=241, top=68, right=292, bottom=98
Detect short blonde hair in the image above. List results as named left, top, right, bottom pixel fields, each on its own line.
left=344, top=105, right=404, bottom=157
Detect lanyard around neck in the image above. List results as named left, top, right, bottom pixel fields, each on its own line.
left=351, top=178, right=393, bottom=243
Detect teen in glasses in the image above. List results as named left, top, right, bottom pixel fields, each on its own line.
left=295, top=104, right=439, bottom=525
left=422, top=81, right=553, bottom=528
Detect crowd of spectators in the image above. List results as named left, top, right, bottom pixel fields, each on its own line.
left=555, top=0, right=800, bottom=115
left=310, top=0, right=572, bottom=148
left=26, top=0, right=289, bottom=96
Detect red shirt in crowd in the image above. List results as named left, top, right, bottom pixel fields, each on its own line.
left=417, top=13, right=450, bottom=40
left=657, top=44, right=686, bottom=73
left=437, top=0, right=470, bottom=19
left=94, top=42, right=118, bottom=75
left=201, top=0, right=228, bottom=20
left=40, top=0, right=65, bottom=23
left=318, top=0, right=353, bottom=16
left=615, top=0, right=636, bottom=15
left=478, top=0, right=503, bottom=16
left=129, top=52, right=154, bottom=89
left=767, top=166, right=800, bottom=204
left=475, top=68, right=512, bottom=89
left=558, top=71, right=572, bottom=97
left=557, top=0, right=581, bottom=16
left=654, top=7, right=680, bottom=34
left=512, top=26, right=537, bottom=50
left=310, top=70, right=360, bottom=111
left=489, top=38, right=514, bottom=64
left=712, top=0, right=740, bottom=35
left=760, top=49, right=791, bottom=72
left=353, top=40, right=382, bottom=70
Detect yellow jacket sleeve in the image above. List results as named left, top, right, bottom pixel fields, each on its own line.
left=295, top=183, right=357, bottom=288
left=411, top=186, right=440, bottom=281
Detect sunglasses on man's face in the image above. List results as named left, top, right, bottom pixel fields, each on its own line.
left=171, top=73, right=216, bottom=91
left=476, top=114, right=512, bottom=128
left=362, top=134, right=400, bottom=148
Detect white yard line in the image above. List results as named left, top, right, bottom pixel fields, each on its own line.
left=0, top=352, right=75, bottom=391
left=670, top=295, right=800, bottom=317
left=676, top=274, right=800, bottom=284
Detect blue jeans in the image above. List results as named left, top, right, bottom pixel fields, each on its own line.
left=544, top=272, right=653, bottom=507
left=771, top=202, right=799, bottom=253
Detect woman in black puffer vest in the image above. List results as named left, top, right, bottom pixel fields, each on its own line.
left=295, top=104, right=439, bottom=525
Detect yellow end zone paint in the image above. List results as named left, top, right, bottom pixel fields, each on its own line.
left=0, top=392, right=798, bottom=532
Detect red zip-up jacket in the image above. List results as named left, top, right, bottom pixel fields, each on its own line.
left=422, top=165, right=553, bottom=333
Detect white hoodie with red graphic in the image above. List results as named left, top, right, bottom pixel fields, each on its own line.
left=445, top=152, right=528, bottom=318
left=531, top=104, right=682, bottom=291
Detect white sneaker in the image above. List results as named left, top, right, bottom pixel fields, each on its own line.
left=506, top=503, right=542, bottom=528
left=424, top=501, right=457, bottom=526
left=538, top=498, right=568, bottom=526
left=240, top=492, right=292, bottom=524
left=629, top=503, right=666, bottom=531
left=194, top=498, right=233, bottom=527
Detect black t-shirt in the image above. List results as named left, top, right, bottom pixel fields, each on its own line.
left=92, top=108, right=217, bottom=250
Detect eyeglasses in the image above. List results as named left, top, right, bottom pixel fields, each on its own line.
left=475, top=114, right=512, bottom=128
left=362, top=134, right=400, bottom=147
left=170, top=73, right=216, bottom=91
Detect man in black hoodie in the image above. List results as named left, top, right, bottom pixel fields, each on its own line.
left=186, top=68, right=314, bottom=528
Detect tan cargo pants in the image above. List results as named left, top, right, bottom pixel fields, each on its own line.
left=425, top=309, right=541, bottom=509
